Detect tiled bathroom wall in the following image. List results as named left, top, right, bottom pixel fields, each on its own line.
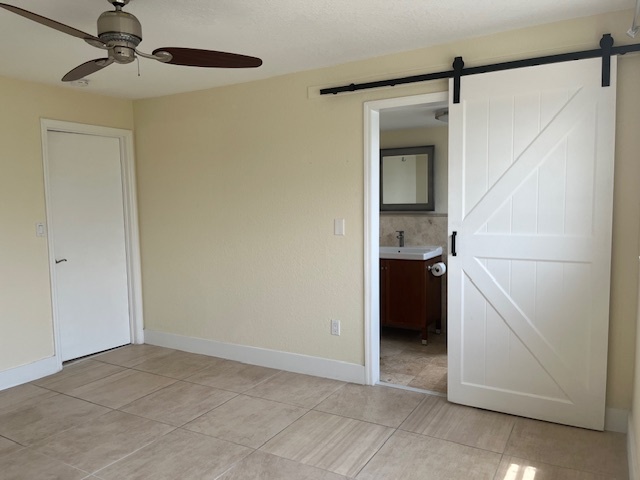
left=379, top=214, right=447, bottom=251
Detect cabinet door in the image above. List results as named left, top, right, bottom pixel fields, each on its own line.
left=380, top=259, right=389, bottom=326
left=386, top=260, right=426, bottom=329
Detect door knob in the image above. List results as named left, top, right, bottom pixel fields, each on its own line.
left=55, top=258, right=67, bottom=264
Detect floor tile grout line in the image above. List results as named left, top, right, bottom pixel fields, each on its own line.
left=175, top=425, right=261, bottom=451
left=24, top=445, right=93, bottom=476
left=209, top=448, right=256, bottom=480
left=491, top=453, right=506, bottom=480
left=1, top=398, right=114, bottom=447
left=32, top=360, right=127, bottom=389
left=88, top=426, right=179, bottom=476
left=311, top=391, right=427, bottom=430
left=178, top=367, right=283, bottom=393
left=34, top=368, right=138, bottom=399
left=162, top=392, right=243, bottom=428
left=503, top=416, right=518, bottom=455
left=351, top=423, right=398, bottom=478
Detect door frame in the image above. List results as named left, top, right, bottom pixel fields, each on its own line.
left=41, top=119, right=144, bottom=368
left=363, top=91, right=448, bottom=385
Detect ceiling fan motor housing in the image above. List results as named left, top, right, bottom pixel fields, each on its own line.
left=97, top=10, right=142, bottom=64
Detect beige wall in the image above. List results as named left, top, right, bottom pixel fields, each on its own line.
left=135, top=9, right=640, bottom=410
left=0, top=77, right=134, bottom=372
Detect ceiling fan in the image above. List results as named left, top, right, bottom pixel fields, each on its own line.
left=0, top=0, right=263, bottom=82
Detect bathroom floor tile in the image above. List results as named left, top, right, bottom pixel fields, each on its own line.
left=412, top=334, right=447, bottom=355
left=33, top=360, right=125, bottom=393
left=0, top=393, right=109, bottom=445
left=185, top=360, right=280, bottom=393
left=504, top=418, right=628, bottom=478
left=496, top=456, right=615, bottom=479
left=400, top=396, right=515, bottom=453
left=218, top=451, right=348, bottom=480
left=66, top=369, right=176, bottom=408
left=379, top=371, right=415, bottom=385
left=184, top=394, right=307, bottom=448
left=408, top=364, right=448, bottom=392
left=245, top=371, right=345, bottom=408
left=33, top=410, right=174, bottom=473
left=0, top=383, right=57, bottom=416
left=133, top=350, right=224, bottom=379
left=93, top=344, right=175, bottom=368
left=0, top=448, right=88, bottom=480
left=261, top=410, right=393, bottom=477
left=355, top=430, right=501, bottom=480
left=379, top=352, right=432, bottom=377
left=379, top=341, right=405, bottom=358
left=379, top=327, right=448, bottom=392
left=120, top=381, right=237, bottom=426
left=315, top=383, right=424, bottom=427
left=95, top=429, right=252, bottom=480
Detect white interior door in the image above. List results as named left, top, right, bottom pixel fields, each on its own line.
left=447, top=57, right=616, bottom=430
left=48, top=131, right=131, bottom=361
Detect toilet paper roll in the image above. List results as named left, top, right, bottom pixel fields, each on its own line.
left=430, top=262, right=447, bottom=277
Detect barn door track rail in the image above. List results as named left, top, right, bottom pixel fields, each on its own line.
left=319, top=34, right=640, bottom=102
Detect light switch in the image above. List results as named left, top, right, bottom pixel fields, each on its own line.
left=36, top=222, right=46, bottom=237
left=334, top=218, right=345, bottom=236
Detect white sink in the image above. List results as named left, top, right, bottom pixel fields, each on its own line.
left=379, top=245, right=443, bottom=261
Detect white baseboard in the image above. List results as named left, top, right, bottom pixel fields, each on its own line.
left=605, top=407, right=629, bottom=433
left=144, top=329, right=366, bottom=384
left=629, top=414, right=639, bottom=480
left=0, top=356, right=61, bottom=392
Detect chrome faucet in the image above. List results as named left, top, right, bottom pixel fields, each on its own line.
left=396, top=230, right=405, bottom=247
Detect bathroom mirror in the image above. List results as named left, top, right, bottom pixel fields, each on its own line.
left=380, top=145, right=434, bottom=211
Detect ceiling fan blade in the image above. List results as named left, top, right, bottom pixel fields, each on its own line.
left=0, top=3, right=101, bottom=42
left=62, top=58, right=114, bottom=82
left=152, top=47, right=262, bottom=68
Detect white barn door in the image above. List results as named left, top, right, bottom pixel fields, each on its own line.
left=447, top=57, right=616, bottom=430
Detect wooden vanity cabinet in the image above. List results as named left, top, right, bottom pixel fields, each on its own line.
left=380, top=255, right=442, bottom=344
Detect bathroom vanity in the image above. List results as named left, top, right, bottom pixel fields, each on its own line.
left=379, top=246, right=443, bottom=345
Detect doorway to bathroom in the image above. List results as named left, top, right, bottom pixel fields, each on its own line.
left=362, top=90, right=450, bottom=394
left=364, top=57, right=616, bottom=430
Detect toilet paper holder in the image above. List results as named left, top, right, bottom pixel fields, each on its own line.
left=428, top=262, right=447, bottom=277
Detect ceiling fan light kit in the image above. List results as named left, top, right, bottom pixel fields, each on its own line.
left=0, top=0, right=262, bottom=82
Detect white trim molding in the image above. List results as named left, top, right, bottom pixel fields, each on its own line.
left=363, top=91, right=449, bottom=386
left=0, top=356, right=60, bottom=391
left=144, top=329, right=366, bottom=384
left=40, top=119, right=144, bottom=368
left=629, top=413, right=639, bottom=480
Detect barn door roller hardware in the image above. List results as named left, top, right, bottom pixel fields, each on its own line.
left=320, top=34, right=640, bottom=102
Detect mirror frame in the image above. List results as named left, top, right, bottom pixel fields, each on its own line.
left=380, top=145, right=435, bottom=212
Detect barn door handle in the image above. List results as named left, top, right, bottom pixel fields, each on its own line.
left=451, top=232, right=457, bottom=257
left=55, top=258, right=67, bottom=264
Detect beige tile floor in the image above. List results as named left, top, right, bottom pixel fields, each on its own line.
left=380, top=327, right=448, bottom=393
left=0, top=344, right=628, bottom=479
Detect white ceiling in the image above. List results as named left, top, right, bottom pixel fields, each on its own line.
left=0, top=0, right=633, bottom=99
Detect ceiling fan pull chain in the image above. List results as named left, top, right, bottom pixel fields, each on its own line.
left=136, top=55, right=140, bottom=77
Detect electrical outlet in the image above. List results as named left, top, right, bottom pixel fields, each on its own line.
left=331, top=319, right=341, bottom=336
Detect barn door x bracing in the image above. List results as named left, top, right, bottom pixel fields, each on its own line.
left=447, top=57, right=616, bottom=430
